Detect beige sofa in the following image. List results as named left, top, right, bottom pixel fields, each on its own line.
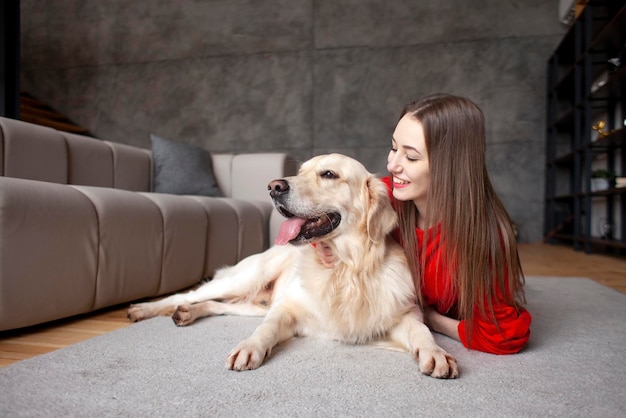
left=0, top=117, right=297, bottom=331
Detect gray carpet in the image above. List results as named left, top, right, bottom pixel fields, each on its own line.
left=1, top=277, right=625, bottom=417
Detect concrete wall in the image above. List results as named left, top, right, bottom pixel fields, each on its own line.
left=20, top=0, right=566, bottom=242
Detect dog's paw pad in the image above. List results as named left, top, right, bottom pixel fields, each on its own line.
left=127, top=307, right=145, bottom=322
left=172, top=305, right=194, bottom=326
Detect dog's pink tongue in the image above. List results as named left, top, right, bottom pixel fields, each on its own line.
left=275, top=217, right=307, bottom=245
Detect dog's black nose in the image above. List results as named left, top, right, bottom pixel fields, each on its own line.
left=268, top=179, right=289, bottom=197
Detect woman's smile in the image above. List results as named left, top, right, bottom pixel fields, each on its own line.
left=392, top=176, right=410, bottom=188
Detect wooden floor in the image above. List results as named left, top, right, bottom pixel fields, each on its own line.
left=1, top=242, right=625, bottom=369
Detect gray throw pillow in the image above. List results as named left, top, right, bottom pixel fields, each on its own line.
left=151, top=134, right=222, bottom=197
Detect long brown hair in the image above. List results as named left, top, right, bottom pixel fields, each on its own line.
left=392, top=93, right=526, bottom=340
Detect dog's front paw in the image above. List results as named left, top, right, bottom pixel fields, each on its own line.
left=127, top=304, right=148, bottom=322
left=226, top=340, right=270, bottom=371
left=414, top=347, right=459, bottom=379
left=172, top=305, right=195, bottom=326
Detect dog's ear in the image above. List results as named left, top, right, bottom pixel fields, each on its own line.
left=364, top=175, right=398, bottom=242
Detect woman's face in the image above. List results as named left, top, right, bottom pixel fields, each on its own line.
left=387, top=114, right=430, bottom=212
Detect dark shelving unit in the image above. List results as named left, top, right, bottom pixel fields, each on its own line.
left=545, top=0, right=626, bottom=254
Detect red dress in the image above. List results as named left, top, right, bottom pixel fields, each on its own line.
left=381, top=176, right=531, bottom=354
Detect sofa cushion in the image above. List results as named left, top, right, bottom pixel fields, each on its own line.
left=71, top=186, right=163, bottom=310
left=0, top=118, right=68, bottom=184
left=64, top=132, right=114, bottom=188
left=105, top=141, right=152, bottom=192
left=140, top=192, right=208, bottom=294
left=0, top=177, right=98, bottom=330
left=230, top=153, right=298, bottom=202
left=210, top=153, right=234, bottom=198
left=151, top=134, right=222, bottom=197
left=186, top=196, right=240, bottom=278
left=219, top=198, right=267, bottom=260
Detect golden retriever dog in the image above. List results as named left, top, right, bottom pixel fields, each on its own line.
left=127, top=154, right=458, bottom=378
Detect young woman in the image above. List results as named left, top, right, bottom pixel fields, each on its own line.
left=318, top=93, right=531, bottom=354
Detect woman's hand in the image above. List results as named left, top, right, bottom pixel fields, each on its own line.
left=314, top=241, right=335, bottom=268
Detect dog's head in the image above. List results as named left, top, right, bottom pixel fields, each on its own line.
left=268, top=153, right=397, bottom=246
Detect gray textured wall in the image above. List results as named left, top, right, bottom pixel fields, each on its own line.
left=20, top=0, right=566, bottom=242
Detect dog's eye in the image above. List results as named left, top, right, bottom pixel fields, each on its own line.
left=320, top=170, right=338, bottom=179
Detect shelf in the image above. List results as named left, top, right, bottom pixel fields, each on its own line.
left=587, top=4, right=626, bottom=54
left=551, top=194, right=576, bottom=200
left=550, top=0, right=626, bottom=85
left=552, top=233, right=576, bottom=242
left=589, top=66, right=626, bottom=102
left=548, top=187, right=626, bottom=200
left=588, top=187, right=626, bottom=196
left=589, top=127, right=626, bottom=149
left=553, top=152, right=576, bottom=165
left=545, top=1, right=625, bottom=256
left=553, top=107, right=575, bottom=129
left=552, top=21, right=577, bottom=65
left=587, top=237, right=626, bottom=249
left=554, top=66, right=577, bottom=97
left=550, top=234, right=626, bottom=250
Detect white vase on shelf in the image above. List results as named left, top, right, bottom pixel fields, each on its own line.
left=591, top=178, right=610, bottom=192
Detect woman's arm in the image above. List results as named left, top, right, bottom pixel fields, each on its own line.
left=457, top=304, right=532, bottom=354
left=423, top=306, right=460, bottom=341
